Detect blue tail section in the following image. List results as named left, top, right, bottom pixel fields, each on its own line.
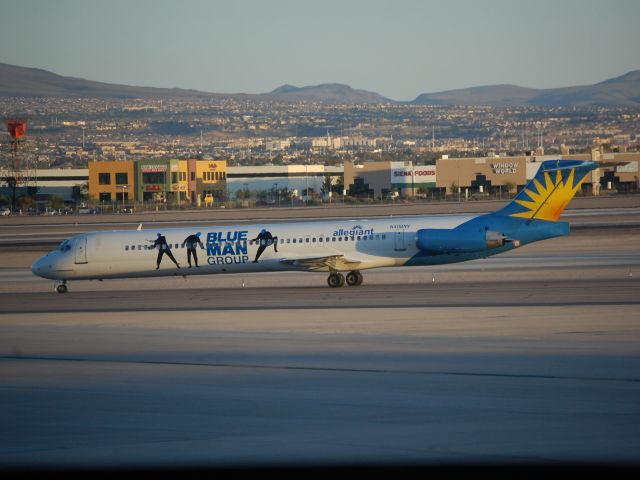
left=408, top=160, right=598, bottom=266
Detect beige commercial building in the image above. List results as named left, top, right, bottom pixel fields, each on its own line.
left=344, top=149, right=639, bottom=199
left=436, top=156, right=527, bottom=195
left=344, top=161, right=437, bottom=198
left=436, top=150, right=640, bottom=196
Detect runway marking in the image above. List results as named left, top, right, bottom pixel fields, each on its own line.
left=2, top=300, right=639, bottom=314
left=1, top=355, right=639, bottom=384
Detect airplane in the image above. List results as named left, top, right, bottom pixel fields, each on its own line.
left=32, top=160, right=597, bottom=293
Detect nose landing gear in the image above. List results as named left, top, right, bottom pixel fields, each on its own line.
left=327, top=270, right=363, bottom=288
left=55, top=281, right=68, bottom=294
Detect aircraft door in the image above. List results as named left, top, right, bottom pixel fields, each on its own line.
left=74, top=237, right=88, bottom=264
left=394, top=231, right=406, bottom=251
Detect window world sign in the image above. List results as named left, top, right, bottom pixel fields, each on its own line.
left=491, top=162, right=518, bottom=174
left=390, top=166, right=436, bottom=184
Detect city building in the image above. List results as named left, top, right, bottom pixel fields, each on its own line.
left=88, top=160, right=135, bottom=204
left=227, top=165, right=342, bottom=197
left=88, top=159, right=228, bottom=205
left=5, top=150, right=637, bottom=211
left=436, top=150, right=640, bottom=196
left=344, top=150, right=639, bottom=199
left=344, top=161, right=436, bottom=198
left=26, top=168, right=88, bottom=201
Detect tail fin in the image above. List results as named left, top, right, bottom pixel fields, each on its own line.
left=496, top=160, right=598, bottom=221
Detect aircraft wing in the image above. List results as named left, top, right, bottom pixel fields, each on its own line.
left=279, top=254, right=362, bottom=272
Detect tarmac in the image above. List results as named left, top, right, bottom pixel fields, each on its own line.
left=0, top=202, right=639, bottom=469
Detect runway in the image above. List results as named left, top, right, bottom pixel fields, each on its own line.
left=1, top=218, right=640, bottom=468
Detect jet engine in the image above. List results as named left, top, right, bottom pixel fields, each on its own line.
left=416, top=228, right=519, bottom=255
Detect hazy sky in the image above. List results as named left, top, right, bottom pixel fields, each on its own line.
left=1, top=0, right=639, bottom=100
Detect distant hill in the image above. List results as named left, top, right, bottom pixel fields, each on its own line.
left=0, top=62, right=229, bottom=99
left=413, top=84, right=539, bottom=106
left=264, top=83, right=393, bottom=104
left=1, top=62, right=639, bottom=107
left=412, top=71, right=640, bottom=107
left=528, top=70, right=640, bottom=107
left=0, top=63, right=390, bottom=104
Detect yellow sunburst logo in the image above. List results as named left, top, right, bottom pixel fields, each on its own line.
left=510, top=168, right=587, bottom=221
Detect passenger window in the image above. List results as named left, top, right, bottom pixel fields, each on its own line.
left=305, top=238, right=310, bottom=243
left=332, top=237, right=336, bottom=242
left=357, top=236, right=361, bottom=241
left=125, top=245, right=129, bottom=251
left=382, top=234, right=386, bottom=240
left=312, top=238, right=316, bottom=243
left=292, top=238, right=296, bottom=244
left=338, top=237, right=342, bottom=242
left=350, top=237, right=355, bottom=241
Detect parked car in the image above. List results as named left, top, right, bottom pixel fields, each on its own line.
left=0, top=207, right=10, bottom=216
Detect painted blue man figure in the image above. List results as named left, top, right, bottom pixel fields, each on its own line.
left=251, top=228, right=278, bottom=263
left=182, top=232, right=204, bottom=268
left=152, top=233, right=180, bottom=269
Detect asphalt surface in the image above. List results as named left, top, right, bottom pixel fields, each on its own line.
left=1, top=206, right=640, bottom=470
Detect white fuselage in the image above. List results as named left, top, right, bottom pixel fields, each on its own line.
left=32, top=214, right=478, bottom=281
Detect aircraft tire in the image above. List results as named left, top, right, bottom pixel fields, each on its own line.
left=346, top=271, right=363, bottom=286
left=327, top=273, right=345, bottom=288
left=56, top=284, right=68, bottom=294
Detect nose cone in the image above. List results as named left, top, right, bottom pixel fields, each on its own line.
left=31, top=254, right=53, bottom=279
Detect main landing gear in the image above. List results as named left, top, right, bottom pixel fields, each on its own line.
left=327, top=270, right=363, bottom=288
left=55, top=280, right=68, bottom=294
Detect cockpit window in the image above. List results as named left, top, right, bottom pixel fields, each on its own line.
left=58, top=240, right=72, bottom=252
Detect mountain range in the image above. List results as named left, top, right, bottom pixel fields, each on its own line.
left=1, top=62, right=639, bottom=107
left=413, top=70, right=640, bottom=107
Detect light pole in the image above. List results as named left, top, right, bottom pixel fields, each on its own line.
left=305, top=164, right=308, bottom=205
left=117, top=185, right=128, bottom=211
left=411, top=163, right=415, bottom=198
